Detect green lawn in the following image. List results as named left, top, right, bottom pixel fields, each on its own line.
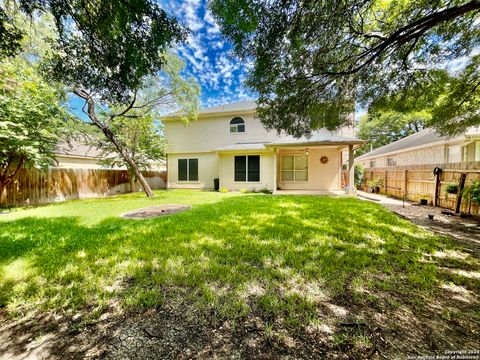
left=0, top=190, right=478, bottom=352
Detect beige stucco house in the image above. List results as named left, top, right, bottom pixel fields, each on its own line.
left=163, top=101, right=364, bottom=193
left=356, top=127, right=480, bottom=168
left=55, top=139, right=166, bottom=171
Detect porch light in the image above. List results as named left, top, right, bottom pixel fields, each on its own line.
left=305, top=148, right=309, bottom=155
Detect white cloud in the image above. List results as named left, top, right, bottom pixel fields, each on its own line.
left=182, top=0, right=203, bottom=32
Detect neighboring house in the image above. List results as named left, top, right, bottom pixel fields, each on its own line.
left=163, top=101, right=364, bottom=193
left=356, top=127, right=480, bottom=168
left=55, top=139, right=166, bottom=171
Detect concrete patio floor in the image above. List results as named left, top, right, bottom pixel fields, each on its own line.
left=273, top=190, right=347, bottom=196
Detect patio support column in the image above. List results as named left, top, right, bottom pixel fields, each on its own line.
left=348, top=144, right=355, bottom=194
left=273, top=148, right=277, bottom=192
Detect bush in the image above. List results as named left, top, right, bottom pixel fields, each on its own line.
left=219, top=187, right=229, bottom=193
left=240, top=188, right=248, bottom=194
left=354, top=164, right=364, bottom=187
left=463, top=181, right=480, bottom=206
left=367, top=178, right=383, bottom=189
left=258, top=188, right=273, bottom=194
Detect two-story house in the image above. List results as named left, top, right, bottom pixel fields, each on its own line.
left=163, top=101, right=364, bottom=193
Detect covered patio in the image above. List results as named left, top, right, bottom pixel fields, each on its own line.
left=266, top=135, right=365, bottom=194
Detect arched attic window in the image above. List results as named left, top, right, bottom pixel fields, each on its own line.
left=229, top=117, right=245, bottom=133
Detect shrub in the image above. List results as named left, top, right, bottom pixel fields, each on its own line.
left=240, top=188, right=248, bottom=194
left=463, top=181, right=480, bottom=206
left=258, top=188, right=273, bottom=194
left=354, top=164, right=364, bottom=187
left=219, top=187, right=229, bottom=193
left=367, top=178, right=382, bottom=188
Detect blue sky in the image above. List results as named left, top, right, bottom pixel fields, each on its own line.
left=70, top=0, right=253, bottom=117
left=163, top=0, right=254, bottom=108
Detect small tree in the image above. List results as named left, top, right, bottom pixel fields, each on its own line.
left=75, top=53, right=199, bottom=196
left=0, top=58, right=67, bottom=199
left=33, top=0, right=190, bottom=197
left=96, top=113, right=165, bottom=192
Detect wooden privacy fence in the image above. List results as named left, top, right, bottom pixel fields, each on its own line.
left=0, top=168, right=167, bottom=207
left=361, top=162, right=480, bottom=216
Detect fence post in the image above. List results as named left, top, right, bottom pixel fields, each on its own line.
left=434, top=169, right=441, bottom=207
left=404, top=170, right=408, bottom=199
left=455, top=173, right=467, bottom=214
left=384, top=168, right=388, bottom=194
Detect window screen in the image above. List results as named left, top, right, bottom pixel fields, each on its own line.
left=178, top=158, right=198, bottom=181
left=234, top=155, right=260, bottom=182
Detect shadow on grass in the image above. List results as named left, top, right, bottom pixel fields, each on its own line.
left=0, top=195, right=479, bottom=358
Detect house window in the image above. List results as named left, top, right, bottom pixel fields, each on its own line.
left=178, top=158, right=198, bottom=181
left=369, top=160, right=376, bottom=168
left=234, top=155, right=260, bottom=182
left=387, top=157, right=396, bottom=166
left=281, top=155, right=308, bottom=181
left=447, top=145, right=460, bottom=163
left=476, top=141, right=480, bottom=162
left=230, top=117, right=245, bottom=133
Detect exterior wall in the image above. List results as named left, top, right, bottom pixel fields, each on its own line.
left=219, top=152, right=274, bottom=191
left=277, top=147, right=341, bottom=191
left=167, top=152, right=218, bottom=189
left=164, top=114, right=279, bottom=154
left=55, top=155, right=166, bottom=171
left=165, top=113, right=348, bottom=191
left=357, top=144, right=447, bottom=168
left=164, top=115, right=352, bottom=154
left=463, top=141, right=480, bottom=161
left=56, top=155, right=107, bottom=169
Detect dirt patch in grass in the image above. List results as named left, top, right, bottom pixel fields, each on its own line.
left=121, top=204, right=192, bottom=219
left=1, top=282, right=478, bottom=360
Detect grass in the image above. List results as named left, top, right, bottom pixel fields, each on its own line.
left=0, top=190, right=478, bottom=339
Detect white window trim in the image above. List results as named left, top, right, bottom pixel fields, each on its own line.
left=234, top=155, right=261, bottom=183
left=178, top=158, right=199, bottom=182
left=280, top=154, right=309, bottom=182
left=229, top=118, right=246, bottom=134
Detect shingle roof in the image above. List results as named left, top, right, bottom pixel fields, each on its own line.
left=216, top=131, right=364, bottom=152
left=267, top=130, right=365, bottom=146
left=356, top=128, right=447, bottom=160
left=199, top=101, right=256, bottom=114
left=216, top=142, right=267, bottom=152
left=56, top=139, right=103, bottom=158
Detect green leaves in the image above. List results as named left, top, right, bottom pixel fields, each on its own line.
left=0, top=58, right=67, bottom=176
left=211, top=0, right=480, bottom=136
left=357, top=111, right=430, bottom=155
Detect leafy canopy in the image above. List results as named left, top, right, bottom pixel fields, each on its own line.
left=211, top=0, right=480, bottom=137
left=2, top=0, right=187, bottom=103
left=0, top=58, right=68, bottom=172
left=93, top=54, right=200, bottom=174
left=357, top=111, right=430, bottom=156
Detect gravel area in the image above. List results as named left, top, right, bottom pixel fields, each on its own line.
left=358, top=191, right=480, bottom=254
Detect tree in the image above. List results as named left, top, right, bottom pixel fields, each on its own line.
left=72, top=53, right=199, bottom=196
left=14, top=0, right=190, bottom=197
left=210, top=0, right=480, bottom=137
left=0, top=58, right=67, bottom=199
left=356, top=111, right=429, bottom=156
left=95, top=113, right=165, bottom=192
left=0, top=7, right=23, bottom=57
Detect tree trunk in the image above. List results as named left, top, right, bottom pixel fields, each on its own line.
left=0, top=182, right=5, bottom=206
left=102, top=128, right=154, bottom=197
left=128, top=172, right=136, bottom=192
left=74, top=88, right=154, bottom=197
